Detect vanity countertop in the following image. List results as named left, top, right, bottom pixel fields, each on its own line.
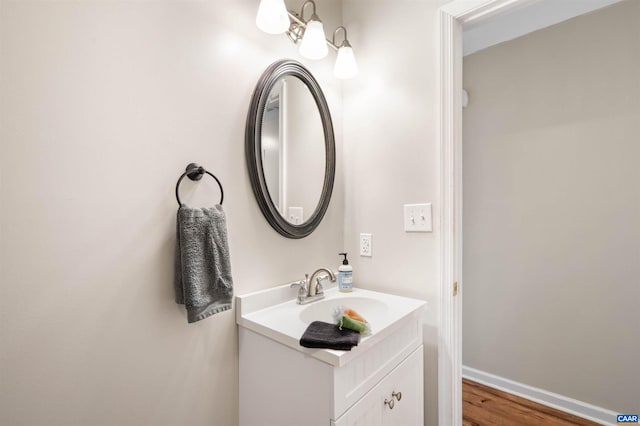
left=236, top=284, right=426, bottom=367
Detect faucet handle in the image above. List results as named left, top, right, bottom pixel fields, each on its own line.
left=290, top=278, right=308, bottom=301
left=314, top=277, right=325, bottom=295
left=289, top=279, right=305, bottom=289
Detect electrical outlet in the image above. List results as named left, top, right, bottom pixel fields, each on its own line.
left=287, top=207, right=303, bottom=225
left=360, top=233, right=372, bottom=257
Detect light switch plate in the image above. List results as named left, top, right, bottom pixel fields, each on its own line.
left=404, top=203, right=432, bottom=232
left=360, top=233, right=372, bottom=257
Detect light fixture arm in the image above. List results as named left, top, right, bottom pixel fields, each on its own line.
left=332, top=26, right=351, bottom=48
left=299, top=1, right=318, bottom=23
left=287, top=9, right=339, bottom=51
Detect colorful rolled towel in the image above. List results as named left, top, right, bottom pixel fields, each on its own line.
left=333, top=306, right=371, bottom=334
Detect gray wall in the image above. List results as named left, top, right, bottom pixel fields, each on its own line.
left=0, top=1, right=344, bottom=425
left=462, top=0, right=640, bottom=412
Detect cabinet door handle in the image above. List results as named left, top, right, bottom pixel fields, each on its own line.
left=392, top=391, right=402, bottom=401
left=384, top=398, right=395, bottom=410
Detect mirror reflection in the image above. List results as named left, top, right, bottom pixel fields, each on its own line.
left=261, top=76, right=326, bottom=225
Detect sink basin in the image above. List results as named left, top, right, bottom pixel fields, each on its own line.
left=236, top=285, right=426, bottom=366
left=299, top=296, right=389, bottom=325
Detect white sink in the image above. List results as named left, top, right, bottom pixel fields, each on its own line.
left=236, top=284, right=426, bottom=367
left=299, top=296, right=389, bottom=325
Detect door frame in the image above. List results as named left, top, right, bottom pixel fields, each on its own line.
left=437, top=1, right=534, bottom=424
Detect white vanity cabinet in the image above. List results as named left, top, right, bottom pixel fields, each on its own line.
left=237, top=286, right=426, bottom=426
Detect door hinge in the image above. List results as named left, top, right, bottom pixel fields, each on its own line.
left=453, top=281, right=459, bottom=297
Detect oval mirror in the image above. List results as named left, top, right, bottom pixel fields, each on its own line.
left=246, top=60, right=335, bottom=238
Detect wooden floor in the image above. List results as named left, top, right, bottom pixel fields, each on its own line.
left=462, top=379, right=601, bottom=426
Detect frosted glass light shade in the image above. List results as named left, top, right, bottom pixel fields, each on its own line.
left=299, top=20, right=328, bottom=60
left=256, top=0, right=290, bottom=35
left=334, top=46, right=358, bottom=79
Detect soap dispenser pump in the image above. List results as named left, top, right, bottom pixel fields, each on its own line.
left=338, top=252, right=353, bottom=292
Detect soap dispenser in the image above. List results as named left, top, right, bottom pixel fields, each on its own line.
left=338, top=252, right=353, bottom=292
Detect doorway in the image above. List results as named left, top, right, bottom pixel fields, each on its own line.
left=438, top=1, right=638, bottom=424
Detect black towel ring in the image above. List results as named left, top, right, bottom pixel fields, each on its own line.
left=175, top=163, right=224, bottom=207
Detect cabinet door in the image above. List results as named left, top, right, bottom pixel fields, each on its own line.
left=332, top=385, right=383, bottom=426
left=333, top=346, right=423, bottom=426
left=381, top=345, right=424, bottom=426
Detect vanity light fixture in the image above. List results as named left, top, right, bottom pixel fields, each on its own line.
left=297, top=2, right=328, bottom=60
left=332, top=27, right=358, bottom=79
left=256, top=0, right=290, bottom=34
left=255, top=0, right=358, bottom=78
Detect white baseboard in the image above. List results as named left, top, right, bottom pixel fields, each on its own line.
left=462, top=366, right=617, bottom=425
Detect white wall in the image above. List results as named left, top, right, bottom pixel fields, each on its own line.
left=462, top=0, right=640, bottom=412
left=0, top=1, right=343, bottom=425
left=342, top=1, right=448, bottom=425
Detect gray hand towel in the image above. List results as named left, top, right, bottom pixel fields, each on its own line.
left=300, top=321, right=360, bottom=351
left=174, top=205, right=233, bottom=323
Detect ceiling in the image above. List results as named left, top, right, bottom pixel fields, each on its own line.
left=463, top=0, right=625, bottom=56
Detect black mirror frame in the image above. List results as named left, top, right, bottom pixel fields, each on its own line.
left=245, top=60, right=336, bottom=239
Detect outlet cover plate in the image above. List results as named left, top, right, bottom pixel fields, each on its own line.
left=404, top=203, right=432, bottom=232
left=287, top=207, right=303, bottom=225
left=360, top=233, right=372, bottom=257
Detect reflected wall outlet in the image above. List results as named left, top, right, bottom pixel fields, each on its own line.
left=288, top=207, right=303, bottom=225
left=360, top=233, right=372, bottom=257
left=404, top=203, right=432, bottom=232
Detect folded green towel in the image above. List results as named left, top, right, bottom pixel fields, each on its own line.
left=337, top=315, right=367, bottom=333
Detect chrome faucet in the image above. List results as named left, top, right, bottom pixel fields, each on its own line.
left=290, top=268, right=336, bottom=305
left=308, top=268, right=336, bottom=297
